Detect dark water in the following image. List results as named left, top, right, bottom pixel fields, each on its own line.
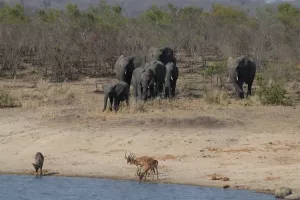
left=0, top=174, right=273, bottom=200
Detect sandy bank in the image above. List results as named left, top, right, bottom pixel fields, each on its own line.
left=0, top=104, right=300, bottom=196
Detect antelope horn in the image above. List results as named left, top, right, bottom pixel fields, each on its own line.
left=125, top=150, right=127, bottom=159
left=129, top=152, right=135, bottom=160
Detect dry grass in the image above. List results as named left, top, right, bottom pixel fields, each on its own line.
left=155, top=155, right=178, bottom=161
left=206, top=147, right=256, bottom=153
left=203, top=89, right=230, bottom=105
left=0, top=58, right=298, bottom=122
left=264, top=176, right=281, bottom=181
left=0, top=89, right=21, bottom=108
left=13, top=79, right=76, bottom=108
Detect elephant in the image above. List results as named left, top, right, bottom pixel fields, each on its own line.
left=227, top=55, right=256, bottom=99
left=114, top=55, right=143, bottom=87
left=131, top=67, right=155, bottom=101
left=140, top=68, right=155, bottom=101
left=102, top=81, right=130, bottom=112
left=164, top=61, right=179, bottom=98
left=145, top=47, right=175, bottom=65
left=145, top=60, right=166, bottom=98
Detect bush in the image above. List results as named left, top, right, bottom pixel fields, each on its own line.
left=256, top=74, right=292, bottom=106
left=0, top=89, right=21, bottom=108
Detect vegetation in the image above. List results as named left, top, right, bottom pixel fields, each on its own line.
left=256, top=74, right=292, bottom=106
left=0, top=89, right=21, bottom=108
left=0, top=1, right=299, bottom=106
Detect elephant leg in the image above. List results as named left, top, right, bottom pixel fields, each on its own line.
left=238, top=80, right=244, bottom=99
left=137, top=83, right=142, bottom=101
left=147, top=87, right=152, bottom=99
left=109, top=96, right=113, bottom=111
left=134, top=85, right=138, bottom=102
left=171, top=80, right=177, bottom=97
left=232, top=80, right=244, bottom=99
left=148, top=84, right=154, bottom=99
left=114, top=97, right=120, bottom=112
left=247, top=82, right=253, bottom=98
left=142, top=88, right=148, bottom=102
left=165, top=88, right=169, bottom=98
left=164, top=84, right=169, bottom=98
left=152, top=82, right=157, bottom=97
left=157, top=82, right=163, bottom=97
left=124, top=93, right=129, bottom=106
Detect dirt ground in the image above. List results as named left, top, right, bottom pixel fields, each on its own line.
left=0, top=68, right=300, bottom=194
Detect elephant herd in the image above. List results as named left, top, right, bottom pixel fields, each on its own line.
left=103, top=47, right=178, bottom=112
left=102, top=46, right=257, bottom=112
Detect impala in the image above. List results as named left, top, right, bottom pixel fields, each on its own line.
left=137, top=158, right=159, bottom=181
left=124, top=150, right=158, bottom=179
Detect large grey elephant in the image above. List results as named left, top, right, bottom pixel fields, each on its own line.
left=114, top=55, right=143, bottom=87
left=145, top=60, right=166, bottom=97
left=102, top=81, right=129, bottom=112
left=164, top=61, right=179, bottom=98
left=145, top=47, right=175, bottom=65
left=131, top=67, right=155, bottom=101
left=227, top=55, right=256, bottom=99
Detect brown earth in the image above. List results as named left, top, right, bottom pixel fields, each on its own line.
left=0, top=73, right=300, bottom=195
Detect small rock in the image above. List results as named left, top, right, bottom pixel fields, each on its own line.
left=284, top=193, right=300, bottom=200
left=275, top=187, right=292, bottom=198
left=212, top=176, right=217, bottom=180
left=223, top=185, right=230, bottom=189
left=223, top=177, right=230, bottom=181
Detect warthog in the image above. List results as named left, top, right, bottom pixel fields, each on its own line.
left=32, top=152, right=44, bottom=176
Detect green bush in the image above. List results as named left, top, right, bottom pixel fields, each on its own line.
left=0, top=89, right=21, bottom=108
left=256, top=74, right=292, bottom=106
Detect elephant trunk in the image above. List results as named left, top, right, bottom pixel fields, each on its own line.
left=164, top=73, right=172, bottom=98
left=103, top=93, right=108, bottom=111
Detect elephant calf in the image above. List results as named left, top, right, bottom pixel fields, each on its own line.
left=102, top=81, right=129, bottom=112
left=227, top=55, right=256, bottom=99
left=131, top=67, right=155, bottom=102
left=140, top=68, right=155, bottom=101
left=164, top=61, right=178, bottom=98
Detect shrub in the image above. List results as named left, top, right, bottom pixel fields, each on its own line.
left=0, top=89, right=21, bottom=108
left=256, top=74, right=292, bottom=106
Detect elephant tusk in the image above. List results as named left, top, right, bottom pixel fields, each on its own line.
left=171, top=77, right=173, bottom=81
